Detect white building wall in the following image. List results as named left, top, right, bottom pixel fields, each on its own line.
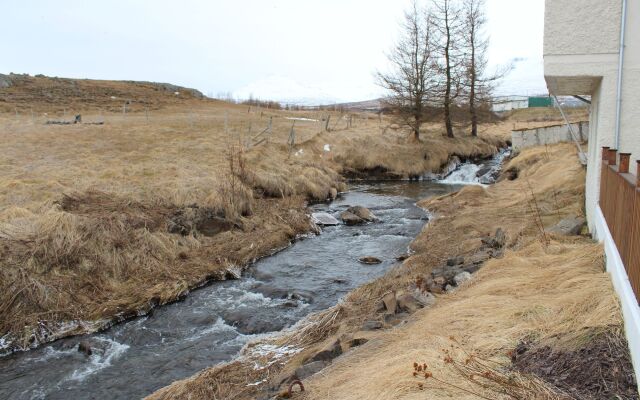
left=544, top=0, right=620, bottom=56
left=544, top=0, right=640, bottom=385
left=491, top=98, right=528, bottom=112
left=545, top=56, right=619, bottom=227
left=543, top=0, right=640, bottom=230
left=619, top=0, right=640, bottom=171
left=585, top=83, right=602, bottom=229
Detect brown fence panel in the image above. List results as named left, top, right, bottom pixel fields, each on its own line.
left=611, top=171, right=625, bottom=247
left=616, top=176, right=636, bottom=267
left=599, top=151, right=640, bottom=304
left=627, top=189, right=640, bottom=303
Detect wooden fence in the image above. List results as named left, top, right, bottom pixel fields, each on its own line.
left=600, top=147, right=640, bottom=303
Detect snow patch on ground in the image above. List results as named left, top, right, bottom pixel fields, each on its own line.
left=247, top=343, right=302, bottom=370
left=286, top=117, right=318, bottom=122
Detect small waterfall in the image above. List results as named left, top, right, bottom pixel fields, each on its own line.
left=439, top=148, right=511, bottom=185
left=439, top=163, right=482, bottom=184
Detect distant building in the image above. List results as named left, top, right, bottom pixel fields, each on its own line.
left=490, top=95, right=528, bottom=112
left=527, top=96, right=554, bottom=108
left=491, top=95, right=556, bottom=112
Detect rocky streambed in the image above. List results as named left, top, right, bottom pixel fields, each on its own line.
left=0, top=181, right=466, bottom=399
left=0, top=151, right=509, bottom=400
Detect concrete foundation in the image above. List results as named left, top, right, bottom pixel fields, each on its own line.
left=511, top=121, right=589, bottom=151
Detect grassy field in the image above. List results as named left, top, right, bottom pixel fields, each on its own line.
left=0, top=76, right=589, bottom=353
left=0, top=100, right=352, bottom=349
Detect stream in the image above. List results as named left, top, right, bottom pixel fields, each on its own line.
left=0, top=152, right=506, bottom=400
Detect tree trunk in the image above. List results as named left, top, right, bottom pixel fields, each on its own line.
left=470, top=92, right=478, bottom=136
left=469, top=25, right=478, bottom=137
left=413, top=109, right=422, bottom=140
left=444, top=5, right=454, bottom=138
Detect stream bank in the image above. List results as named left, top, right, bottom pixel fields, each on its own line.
left=0, top=144, right=509, bottom=400
left=148, top=144, right=637, bottom=400
left=0, top=180, right=466, bottom=400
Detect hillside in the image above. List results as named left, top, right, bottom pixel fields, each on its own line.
left=0, top=73, right=206, bottom=114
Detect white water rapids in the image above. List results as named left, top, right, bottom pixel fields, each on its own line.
left=438, top=148, right=511, bottom=185
left=439, top=163, right=483, bottom=185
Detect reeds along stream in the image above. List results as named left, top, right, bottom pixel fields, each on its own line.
left=0, top=149, right=511, bottom=399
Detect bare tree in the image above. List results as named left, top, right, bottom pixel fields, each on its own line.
left=461, top=0, right=510, bottom=136
left=377, top=1, right=436, bottom=141
left=463, top=0, right=487, bottom=137
left=431, top=0, right=463, bottom=138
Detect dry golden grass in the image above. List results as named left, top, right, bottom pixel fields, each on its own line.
left=293, top=144, right=619, bottom=400
left=0, top=97, right=501, bottom=349
left=296, top=240, right=617, bottom=400
left=0, top=73, right=204, bottom=114
left=0, top=89, right=581, bottom=355
left=0, top=103, right=349, bottom=349
left=147, top=143, right=629, bottom=400
left=312, top=123, right=506, bottom=177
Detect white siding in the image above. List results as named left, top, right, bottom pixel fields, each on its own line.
left=544, top=0, right=640, bottom=230
left=544, top=0, right=640, bottom=384
left=544, top=0, right=620, bottom=56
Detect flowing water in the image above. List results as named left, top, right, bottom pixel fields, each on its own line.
left=0, top=180, right=470, bottom=400
left=0, top=146, right=512, bottom=400
left=439, top=147, right=511, bottom=185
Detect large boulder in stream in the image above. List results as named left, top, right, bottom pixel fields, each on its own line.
left=340, top=206, right=377, bottom=225
left=359, top=256, right=382, bottom=265
left=476, top=165, right=501, bottom=184
left=78, top=341, right=92, bottom=356
left=340, top=211, right=361, bottom=225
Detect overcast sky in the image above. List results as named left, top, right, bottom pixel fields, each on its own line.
left=0, top=0, right=547, bottom=104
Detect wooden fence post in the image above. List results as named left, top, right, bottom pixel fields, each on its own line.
left=608, top=149, right=618, bottom=166
left=246, top=122, right=252, bottom=149
left=619, top=153, right=631, bottom=173
left=288, top=120, right=296, bottom=157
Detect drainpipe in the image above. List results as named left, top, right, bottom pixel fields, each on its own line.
left=553, top=95, right=586, bottom=164
left=614, top=0, right=628, bottom=150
